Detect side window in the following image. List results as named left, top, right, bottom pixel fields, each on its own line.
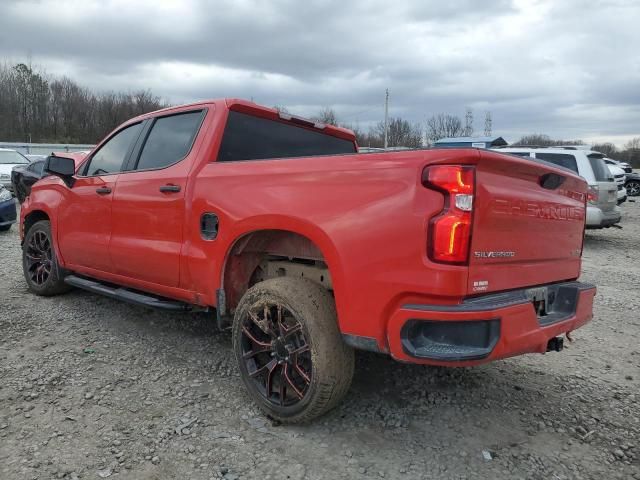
left=534, top=153, right=579, bottom=174
left=84, top=122, right=143, bottom=176
left=29, top=161, right=45, bottom=175
left=587, top=154, right=612, bottom=181
left=135, top=111, right=204, bottom=170
left=508, top=152, right=532, bottom=158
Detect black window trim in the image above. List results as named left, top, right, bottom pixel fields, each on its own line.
left=121, top=108, right=207, bottom=174
left=79, top=121, right=146, bottom=177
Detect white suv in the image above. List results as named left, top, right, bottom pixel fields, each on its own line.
left=493, top=147, right=621, bottom=229
left=606, top=162, right=627, bottom=205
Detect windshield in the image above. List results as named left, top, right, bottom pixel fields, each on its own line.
left=0, top=150, right=29, bottom=165
left=588, top=153, right=613, bottom=181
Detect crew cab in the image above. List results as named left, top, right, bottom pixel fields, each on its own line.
left=20, top=99, right=596, bottom=423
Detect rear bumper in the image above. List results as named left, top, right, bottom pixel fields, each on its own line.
left=0, top=198, right=17, bottom=226
left=385, top=281, right=596, bottom=366
left=616, top=188, right=627, bottom=205
left=585, top=205, right=621, bottom=228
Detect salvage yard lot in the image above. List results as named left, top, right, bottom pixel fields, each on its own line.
left=1, top=203, right=639, bottom=480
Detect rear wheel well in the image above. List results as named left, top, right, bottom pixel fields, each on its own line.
left=23, top=210, right=50, bottom=236
left=220, top=230, right=332, bottom=319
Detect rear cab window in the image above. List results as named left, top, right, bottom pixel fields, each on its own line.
left=534, top=153, right=579, bottom=174
left=217, top=111, right=357, bottom=162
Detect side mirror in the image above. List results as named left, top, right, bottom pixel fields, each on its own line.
left=44, top=155, right=76, bottom=187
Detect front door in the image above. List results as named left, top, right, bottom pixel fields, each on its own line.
left=56, top=122, right=144, bottom=273
left=109, top=109, right=206, bottom=287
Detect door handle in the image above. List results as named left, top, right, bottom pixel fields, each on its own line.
left=159, top=184, right=181, bottom=193
left=95, top=187, right=112, bottom=195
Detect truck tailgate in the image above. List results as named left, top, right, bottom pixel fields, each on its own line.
left=468, top=150, right=587, bottom=295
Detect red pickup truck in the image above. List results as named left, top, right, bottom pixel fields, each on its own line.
left=20, top=99, right=596, bottom=423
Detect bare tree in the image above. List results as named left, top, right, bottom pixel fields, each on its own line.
left=425, top=113, right=464, bottom=143
left=622, top=136, right=640, bottom=167
left=512, top=134, right=584, bottom=147
left=372, top=117, right=422, bottom=148
left=592, top=142, right=617, bottom=157
left=624, top=136, right=640, bottom=151
left=0, top=62, right=168, bottom=143
left=313, top=107, right=338, bottom=126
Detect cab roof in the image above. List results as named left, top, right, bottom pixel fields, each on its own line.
left=129, top=98, right=357, bottom=143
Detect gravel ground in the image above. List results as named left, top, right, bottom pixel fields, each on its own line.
left=1, top=201, right=639, bottom=480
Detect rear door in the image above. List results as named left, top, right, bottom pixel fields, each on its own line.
left=467, top=150, right=588, bottom=295
left=109, top=109, right=206, bottom=287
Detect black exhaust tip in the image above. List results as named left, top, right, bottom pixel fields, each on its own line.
left=546, top=336, right=564, bottom=352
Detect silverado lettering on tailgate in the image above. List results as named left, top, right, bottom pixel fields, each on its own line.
left=491, top=198, right=585, bottom=221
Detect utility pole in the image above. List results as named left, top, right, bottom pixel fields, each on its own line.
left=384, top=89, right=389, bottom=149
left=484, top=111, right=492, bottom=137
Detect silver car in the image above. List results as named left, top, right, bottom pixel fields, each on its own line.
left=0, top=148, right=31, bottom=192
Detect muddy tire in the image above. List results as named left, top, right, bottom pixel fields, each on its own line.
left=232, top=277, right=354, bottom=424
left=22, top=220, right=71, bottom=296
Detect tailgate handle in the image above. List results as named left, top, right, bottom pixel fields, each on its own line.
left=539, top=173, right=565, bottom=190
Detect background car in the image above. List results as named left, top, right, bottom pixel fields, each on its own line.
left=494, top=147, right=621, bottom=229
left=12, top=159, right=46, bottom=203
left=604, top=158, right=633, bottom=174
left=0, top=148, right=30, bottom=192
left=606, top=163, right=627, bottom=205
left=625, top=172, right=640, bottom=197
left=11, top=151, right=88, bottom=203
left=0, top=185, right=17, bottom=231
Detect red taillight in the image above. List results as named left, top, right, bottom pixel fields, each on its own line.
left=423, top=165, right=475, bottom=264
left=586, top=185, right=599, bottom=204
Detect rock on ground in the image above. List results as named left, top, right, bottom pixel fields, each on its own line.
left=0, top=202, right=638, bottom=479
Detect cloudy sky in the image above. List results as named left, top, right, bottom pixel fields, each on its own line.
left=1, top=0, right=639, bottom=146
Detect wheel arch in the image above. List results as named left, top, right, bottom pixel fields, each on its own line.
left=21, top=206, right=67, bottom=266
left=23, top=209, right=50, bottom=237
left=218, top=222, right=346, bottom=327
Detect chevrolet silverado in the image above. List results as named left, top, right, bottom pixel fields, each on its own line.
left=20, top=99, right=596, bottom=423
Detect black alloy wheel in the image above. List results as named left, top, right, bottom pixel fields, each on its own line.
left=240, top=302, right=312, bottom=407
left=25, top=229, right=53, bottom=286
left=626, top=180, right=640, bottom=197
left=22, top=220, right=71, bottom=296
left=232, top=277, right=354, bottom=424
